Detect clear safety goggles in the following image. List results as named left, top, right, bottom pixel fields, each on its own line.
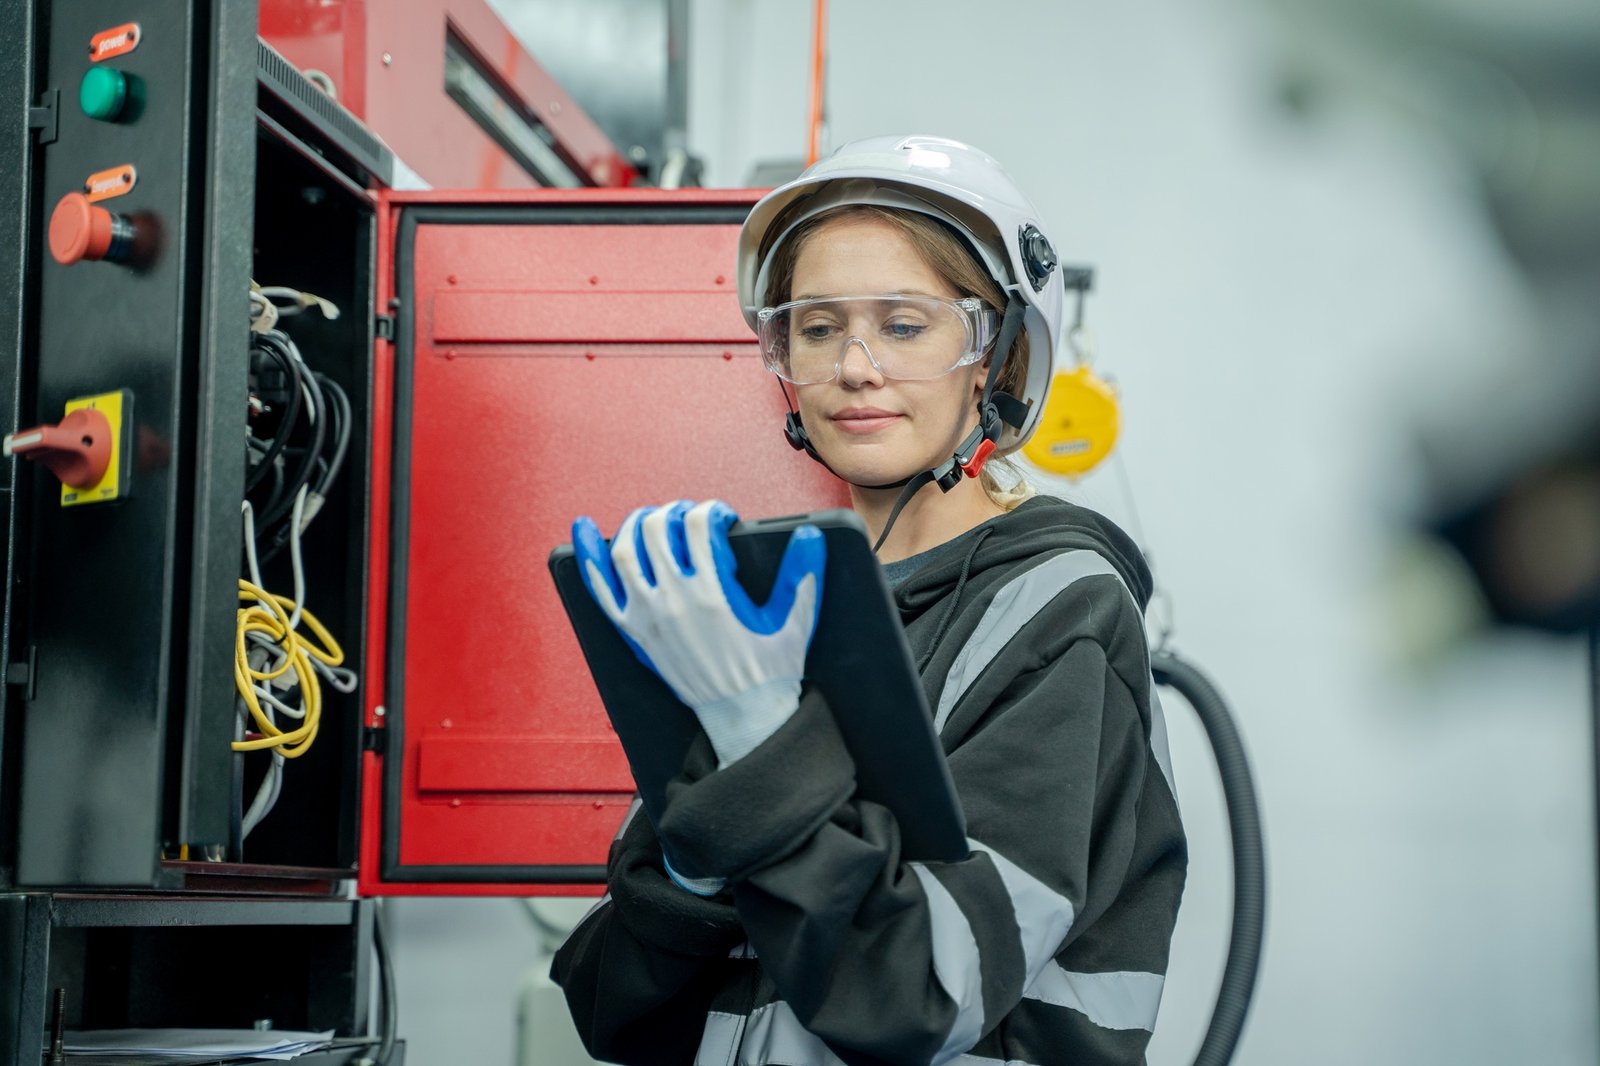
left=755, top=294, right=998, bottom=385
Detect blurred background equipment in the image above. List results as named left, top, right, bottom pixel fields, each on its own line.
left=1260, top=0, right=1600, bottom=634
left=487, top=0, right=701, bottom=187
left=259, top=0, right=638, bottom=189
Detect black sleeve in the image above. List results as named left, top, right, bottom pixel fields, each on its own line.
left=549, top=802, right=746, bottom=1064
left=653, top=633, right=1155, bottom=1066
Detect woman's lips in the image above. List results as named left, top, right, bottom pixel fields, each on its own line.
left=830, top=411, right=904, bottom=434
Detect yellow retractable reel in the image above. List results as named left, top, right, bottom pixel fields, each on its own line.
left=1023, top=272, right=1120, bottom=478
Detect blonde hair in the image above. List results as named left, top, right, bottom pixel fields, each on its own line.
left=760, top=204, right=1035, bottom=510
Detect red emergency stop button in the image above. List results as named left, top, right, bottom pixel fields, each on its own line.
left=3, top=408, right=113, bottom=488
left=49, top=192, right=135, bottom=265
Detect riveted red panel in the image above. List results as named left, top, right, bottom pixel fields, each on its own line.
left=360, top=189, right=848, bottom=895
left=432, top=289, right=752, bottom=344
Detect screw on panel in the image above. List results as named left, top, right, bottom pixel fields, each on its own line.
left=47, top=988, right=66, bottom=1065
left=381, top=52, right=393, bottom=66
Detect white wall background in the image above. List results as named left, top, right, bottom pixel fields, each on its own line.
left=388, top=2, right=1599, bottom=1064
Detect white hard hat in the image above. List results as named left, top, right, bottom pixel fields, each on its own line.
left=737, top=134, right=1065, bottom=453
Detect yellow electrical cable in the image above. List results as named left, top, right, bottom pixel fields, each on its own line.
left=232, top=579, right=345, bottom=758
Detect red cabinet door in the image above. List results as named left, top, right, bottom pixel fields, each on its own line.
left=359, top=189, right=848, bottom=895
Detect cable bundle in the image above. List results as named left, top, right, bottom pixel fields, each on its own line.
left=245, top=293, right=353, bottom=564
left=234, top=287, right=358, bottom=842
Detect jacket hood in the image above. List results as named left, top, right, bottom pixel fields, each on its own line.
left=894, top=495, right=1153, bottom=624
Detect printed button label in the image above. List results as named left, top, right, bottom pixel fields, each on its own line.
left=89, top=23, right=141, bottom=62
left=83, top=164, right=137, bottom=203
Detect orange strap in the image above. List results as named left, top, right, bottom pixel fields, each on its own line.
left=806, top=0, right=828, bottom=165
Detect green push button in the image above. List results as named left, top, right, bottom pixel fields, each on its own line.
left=80, top=67, right=128, bottom=122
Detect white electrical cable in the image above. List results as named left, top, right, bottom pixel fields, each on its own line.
left=242, top=500, right=264, bottom=589
left=287, top=485, right=308, bottom=631
left=239, top=499, right=299, bottom=839
left=241, top=639, right=286, bottom=840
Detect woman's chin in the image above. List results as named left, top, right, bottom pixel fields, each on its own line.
left=813, top=444, right=929, bottom=489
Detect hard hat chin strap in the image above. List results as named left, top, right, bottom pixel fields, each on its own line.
left=780, top=295, right=1030, bottom=553
left=866, top=296, right=1028, bottom=552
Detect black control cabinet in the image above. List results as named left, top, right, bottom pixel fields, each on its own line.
left=0, top=1, right=391, bottom=1060
left=10, top=0, right=257, bottom=889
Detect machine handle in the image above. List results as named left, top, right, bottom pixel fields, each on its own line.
left=4, top=407, right=113, bottom=488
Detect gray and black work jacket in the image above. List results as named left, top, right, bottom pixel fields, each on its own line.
left=552, top=494, right=1188, bottom=1066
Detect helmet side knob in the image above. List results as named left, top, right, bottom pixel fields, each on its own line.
left=1019, top=224, right=1057, bottom=292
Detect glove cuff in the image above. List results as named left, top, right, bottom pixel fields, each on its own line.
left=661, top=853, right=727, bottom=897
left=694, top=676, right=802, bottom=767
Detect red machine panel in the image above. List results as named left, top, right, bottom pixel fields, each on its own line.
left=260, top=0, right=634, bottom=190
left=360, top=189, right=848, bottom=895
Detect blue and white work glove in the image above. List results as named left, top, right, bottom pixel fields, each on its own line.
left=572, top=500, right=826, bottom=770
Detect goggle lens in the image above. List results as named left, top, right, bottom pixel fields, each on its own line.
left=756, top=295, right=995, bottom=385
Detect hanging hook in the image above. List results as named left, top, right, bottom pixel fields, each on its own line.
left=1060, top=265, right=1095, bottom=366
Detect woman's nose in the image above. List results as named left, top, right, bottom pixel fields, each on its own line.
left=837, top=337, right=882, bottom=387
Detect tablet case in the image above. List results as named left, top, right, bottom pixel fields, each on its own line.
left=548, top=509, right=968, bottom=863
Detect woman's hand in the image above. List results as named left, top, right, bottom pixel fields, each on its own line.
left=571, top=500, right=826, bottom=769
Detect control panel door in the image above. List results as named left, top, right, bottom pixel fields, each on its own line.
left=361, top=191, right=849, bottom=895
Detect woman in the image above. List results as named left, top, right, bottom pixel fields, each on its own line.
left=554, top=135, right=1186, bottom=1066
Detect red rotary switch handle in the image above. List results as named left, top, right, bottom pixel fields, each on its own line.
left=3, top=407, right=113, bottom=488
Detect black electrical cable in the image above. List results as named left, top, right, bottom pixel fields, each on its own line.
left=372, top=901, right=398, bottom=1066
left=256, top=341, right=327, bottom=534
left=245, top=335, right=303, bottom=493
left=260, top=454, right=286, bottom=528
left=260, top=375, right=352, bottom=564
left=1151, top=649, right=1266, bottom=1066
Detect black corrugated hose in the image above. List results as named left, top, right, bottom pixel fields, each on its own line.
left=1151, top=649, right=1266, bottom=1066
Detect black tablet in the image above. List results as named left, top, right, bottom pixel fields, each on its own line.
left=548, top=508, right=968, bottom=863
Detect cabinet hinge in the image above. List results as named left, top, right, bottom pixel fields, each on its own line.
left=6, top=646, right=37, bottom=700
left=28, top=89, right=58, bottom=146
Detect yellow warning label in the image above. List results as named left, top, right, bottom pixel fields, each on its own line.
left=60, top=389, right=126, bottom=507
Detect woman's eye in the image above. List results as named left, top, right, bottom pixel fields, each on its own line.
left=884, top=321, right=927, bottom=340
left=797, top=323, right=840, bottom=342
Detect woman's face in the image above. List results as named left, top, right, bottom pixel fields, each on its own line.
left=787, top=216, right=987, bottom=487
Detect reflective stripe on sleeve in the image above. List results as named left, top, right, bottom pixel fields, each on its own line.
left=736, top=1001, right=846, bottom=1065
left=934, top=551, right=1126, bottom=733
left=908, top=865, right=986, bottom=1062
left=1024, top=964, right=1166, bottom=1032
left=967, top=839, right=1077, bottom=985
left=695, top=1010, right=748, bottom=1066
left=898, top=837, right=1077, bottom=1063
left=1147, top=686, right=1178, bottom=799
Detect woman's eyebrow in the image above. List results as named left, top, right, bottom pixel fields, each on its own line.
left=791, top=289, right=943, bottom=300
